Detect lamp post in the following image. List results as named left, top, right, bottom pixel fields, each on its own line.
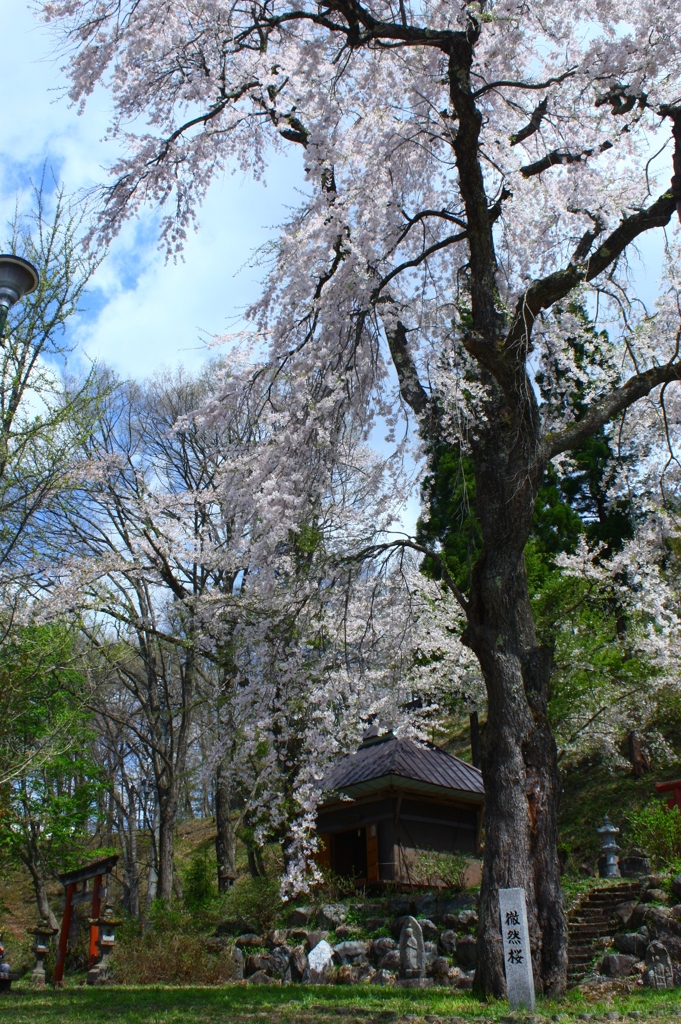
left=29, top=920, right=58, bottom=988
left=0, top=254, right=40, bottom=339
left=87, top=902, right=122, bottom=985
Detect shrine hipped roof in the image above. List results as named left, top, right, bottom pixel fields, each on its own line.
left=321, top=730, right=484, bottom=802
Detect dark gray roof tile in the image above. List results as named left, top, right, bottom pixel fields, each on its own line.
left=322, top=736, right=484, bottom=796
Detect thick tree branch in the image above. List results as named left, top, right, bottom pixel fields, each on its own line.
left=384, top=319, right=430, bottom=417
left=342, top=537, right=469, bottom=613
left=447, top=40, right=501, bottom=342
left=520, top=141, right=612, bottom=179
left=511, top=97, right=548, bottom=146
left=545, top=361, right=681, bottom=458
left=505, top=189, right=677, bottom=351
left=474, top=69, right=576, bottom=98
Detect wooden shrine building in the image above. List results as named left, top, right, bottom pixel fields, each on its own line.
left=316, top=728, right=484, bottom=885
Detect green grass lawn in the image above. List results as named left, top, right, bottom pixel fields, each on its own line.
left=2, top=984, right=681, bottom=1024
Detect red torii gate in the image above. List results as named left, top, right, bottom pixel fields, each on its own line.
left=53, top=854, right=119, bottom=986
left=655, top=779, right=681, bottom=811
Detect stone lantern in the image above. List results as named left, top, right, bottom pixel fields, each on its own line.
left=29, top=920, right=58, bottom=988
left=597, top=814, right=621, bottom=878
left=87, top=903, right=122, bottom=985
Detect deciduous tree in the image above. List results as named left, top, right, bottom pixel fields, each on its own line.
left=43, top=0, right=681, bottom=993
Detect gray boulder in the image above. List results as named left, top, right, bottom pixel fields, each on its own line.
left=414, top=894, right=437, bottom=918
left=614, top=933, right=648, bottom=958
left=424, top=941, right=438, bottom=956
left=428, top=956, right=451, bottom=980
left=306, top=929, right=329, bottom=950
left=613, top=901, right=638, bottom=927
left=646, top=907, right=679, bottom=937
left=421, top=919, right=439, bottom=941
left=248, top=970, right=275, bottom=984
left=388, top=897, right=411, bottom=916
left=444, top=910, right=478, bottom=929
left=236, top=933, right=264, bottom=948
left=619, top=850, right=651, bottom=878
left=642, top=889, right=669, bottom=904
left=440, top=930, right=457, bottom=955
left=455, top=934, right=477, bottom=970
left=333, top=940, right=370, bottom=965
left=372, top=937, right=396, bottom=958
left=601, top=954, right=638, bottom=978
left=357, top=962, right=376, bottom=982
left=290, top=945, right=309, bottom=982
left=289, top=906, right=314, bottom=927
left=230, top=946, right=244, bottom=982
left=245, top=954, right=271, bottom=976
left=365, top=917, right=388, bottom=931
left=318, top=903, right=348, bottom=929
left=671, top=874, right=681, bottom=900
left=656, top=935, right=681, bottom=961
left=379, top=950, right=401, bottom=971
left=308, top=939, right=336, bottom=984
left=371, top=968, right=396, bottom=985
left=268, top=946, right=292, bottom=980
left=248, top=966, right=274, bottom=983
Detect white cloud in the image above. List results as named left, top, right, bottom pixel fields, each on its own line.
left=1, top=2, right=302, bottom=381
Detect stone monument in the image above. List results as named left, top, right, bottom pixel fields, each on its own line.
left=498, top=887, right=535, bottom=1011
left=397, top=916, right=433, bottom=988
left=644, top=941, right=675, bottom=989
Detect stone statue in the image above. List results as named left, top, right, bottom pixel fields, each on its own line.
left=644, top=941, right=674, bottom=990
left=398, top=916, right=425, bottom=980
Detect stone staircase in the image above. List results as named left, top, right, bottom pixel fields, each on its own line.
left=568, top=881, right=641, bottom=984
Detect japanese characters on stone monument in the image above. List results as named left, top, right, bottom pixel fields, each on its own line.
left=498, top=887, right=535, bottom=1011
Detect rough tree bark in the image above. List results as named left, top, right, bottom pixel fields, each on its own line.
left=461, top=427, right=565, bottom=995
left=21, top=840, right=58, bottom=930
left=215, top=760, right=237, bottom=892
left=627, top=731, right=651, bottom=778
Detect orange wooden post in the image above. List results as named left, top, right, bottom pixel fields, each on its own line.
left=366, top=822, right=379, bottom=882
left=53, top=882, right=75, bottom=986
left=88, top=874, right=103, bottom=968
left=315, top=833, right=331, bottom=871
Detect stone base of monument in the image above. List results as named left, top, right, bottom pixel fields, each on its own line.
left=396, top=977, right=434, bottom=988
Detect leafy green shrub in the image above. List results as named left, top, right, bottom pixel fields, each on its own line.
left=220, top=875, right=283, bottom=933
left=628, top=801, right=681, bottom=866
left=183, top=847, right=217, bottom=912
left=112, top=930, right=242, bottom=984
left=411, top=850, right=471, bottom=889
left=311, top=868, right=362, bottom=902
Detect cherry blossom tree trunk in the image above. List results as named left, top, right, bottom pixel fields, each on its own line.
left=21, top=842, right=58, bottom=931
left=215, top=762, right=237, bottom=892
left=461, top=431, right=566, bottom=996
left=156, top=781, right=179, bottom=904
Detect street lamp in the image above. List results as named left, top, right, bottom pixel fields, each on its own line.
left=0, top=254, right=40, bottom=339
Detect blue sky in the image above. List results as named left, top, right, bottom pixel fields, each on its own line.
left=1, top=3, right=302, bottom=381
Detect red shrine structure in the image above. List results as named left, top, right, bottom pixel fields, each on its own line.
left=655, top=778, right=681, bottom=811
left=53, top=854, right=119, bottom=986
